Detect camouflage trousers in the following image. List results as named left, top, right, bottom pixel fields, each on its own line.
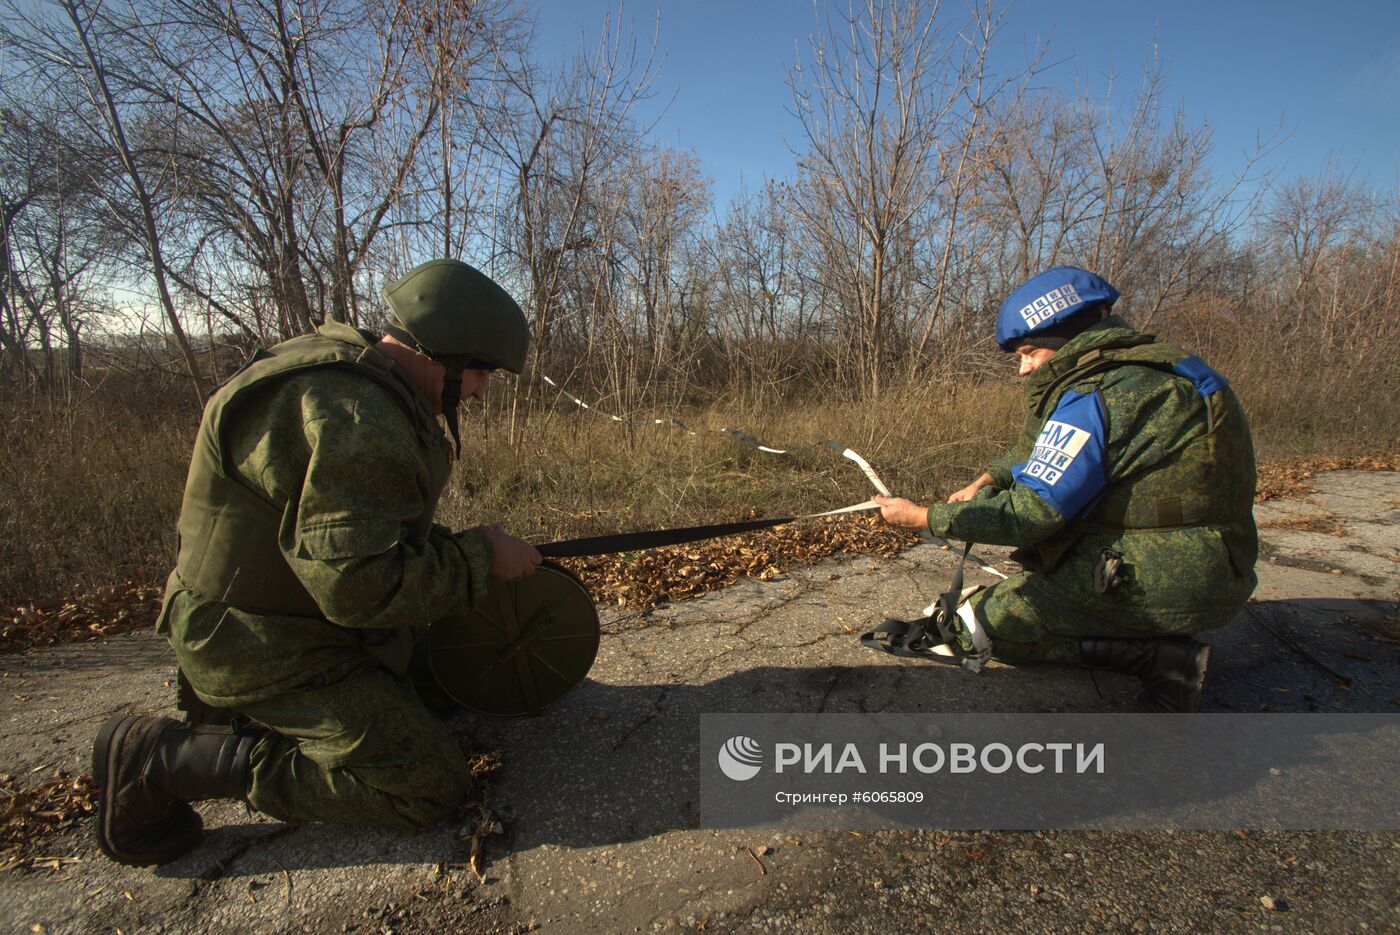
left=232, top=650, right=469, bottom=831
left=957, top=567, right=1219, bottom=665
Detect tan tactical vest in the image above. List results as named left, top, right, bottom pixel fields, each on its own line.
left=171, top=321, right=450, bottom=671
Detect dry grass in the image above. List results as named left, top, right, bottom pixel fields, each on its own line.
left=437, top=381, right=1025, bottom=542
left=2, top=348, right=1398, bottom=637
left=0, top=387, right=194, bottom=607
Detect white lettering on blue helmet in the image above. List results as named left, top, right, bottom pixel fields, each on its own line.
left=1019, top=283, right=1083, bottom=330
left=997, top=266, right=1120, bottom=351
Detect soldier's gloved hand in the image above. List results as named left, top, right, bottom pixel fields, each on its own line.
left=477, top=524, right=543, bottom=581
left=872, top=495, right=930, bottom=530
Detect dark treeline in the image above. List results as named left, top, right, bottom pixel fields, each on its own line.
left=2, top=0, right=1397, bottom=412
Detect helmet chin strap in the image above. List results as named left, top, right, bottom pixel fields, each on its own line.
left=384, top=324, right=466, bottom=455
left=440, top=373, right=463, bottom=457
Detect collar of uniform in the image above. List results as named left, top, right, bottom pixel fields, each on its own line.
left=1023, top=315, right=1154, bottom=412
left=316, top=318, right=374, bottom=347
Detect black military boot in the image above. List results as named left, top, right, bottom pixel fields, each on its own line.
left=1079, top=637, right=1211, bottom=713
left=92, top=715, right=256, bottom=866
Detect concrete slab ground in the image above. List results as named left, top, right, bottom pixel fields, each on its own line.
left=2, top=471, right=1398, bottom=934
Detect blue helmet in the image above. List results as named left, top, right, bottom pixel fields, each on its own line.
left=996, top=266, right=1119, bottom=351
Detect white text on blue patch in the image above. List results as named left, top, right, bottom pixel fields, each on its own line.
left=1024, top=420, right=1091, bottom=486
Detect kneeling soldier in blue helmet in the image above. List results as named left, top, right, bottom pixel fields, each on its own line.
left=874, top=266, right=1258, bottom=712
left=93, top=259, right=543, bottom=866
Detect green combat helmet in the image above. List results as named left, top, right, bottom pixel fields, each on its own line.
left=382, top=259, right=529, bottom=453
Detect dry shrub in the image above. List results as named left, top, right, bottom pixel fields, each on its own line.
left=0, top=382, right=195, bottom=607
left=1160, top=299, right=1400, bottom=463
left=1, top=344, right=1396, bottom=629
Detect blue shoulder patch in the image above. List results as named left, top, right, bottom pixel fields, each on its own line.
left=1012, top=388, right=1108, bottom=520
left=1172, top=355, right=1229, bottom=397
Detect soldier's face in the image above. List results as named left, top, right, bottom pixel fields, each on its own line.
left=1015, top=345, right=1056, bottom=377
left=459, top=368, right=490, bottom=401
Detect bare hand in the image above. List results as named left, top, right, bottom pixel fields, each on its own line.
left=872, top=495, right=929, bottom=530
left=477, top=524, right=543, bottom=581
left=947, top=472, right=995, bottom=503
left=947, top=483, right=981, bottom=503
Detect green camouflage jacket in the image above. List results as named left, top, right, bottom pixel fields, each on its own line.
left=158, top=322, right=493, bottom=706
left=927, top=316, right=1258, bottom=628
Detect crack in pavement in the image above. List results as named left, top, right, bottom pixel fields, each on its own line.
left=610, top=686, right=673, bottom=752
left=686, top=635, right=759, bottom=684
left=815, top=668, right=850, bottom=713
left=189, top=825, right=300, bottom=887
left=756, top=628, right=853, bottom=652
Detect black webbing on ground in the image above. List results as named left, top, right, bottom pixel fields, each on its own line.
left=859, top=542, right=990, bottom=673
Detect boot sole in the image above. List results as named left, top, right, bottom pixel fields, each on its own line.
left=94, top=714, right=141, bottom=864
left=92, top=714, right=201, bottom=866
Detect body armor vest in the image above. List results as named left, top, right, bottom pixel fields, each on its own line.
left=1021, top=335, right=1256, bottom=571
left=171, top=322, right=449, bottom=670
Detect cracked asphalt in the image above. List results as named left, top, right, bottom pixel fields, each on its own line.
left=2, top=470, right=1398, bottom=934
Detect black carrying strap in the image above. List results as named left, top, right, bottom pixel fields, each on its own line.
left=534, top=498, right=879, bottom=558
left=537, top=515, right=798, bottom=558
left=440, top=373, right=463, bottom=457
left=859, top=542, right=992, bottom=674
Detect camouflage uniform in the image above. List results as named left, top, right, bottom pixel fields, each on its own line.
left=157, top=321, right=492, bottom=829
left=927, top=316, right=1258, bottom=664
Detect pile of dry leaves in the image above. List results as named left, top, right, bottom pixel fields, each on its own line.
left=0, top=771, right=97, bottom=872
left=556, top=513, right=918, bottom=610
left=2, top=580, right=162, bottom=654
left=1255, top=453, right=1400, bottom=503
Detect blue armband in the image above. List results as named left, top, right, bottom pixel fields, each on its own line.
left=1012, top=388, right=1109, bottom=519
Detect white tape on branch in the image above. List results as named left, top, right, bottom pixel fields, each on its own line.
left=538, top=374, right=1010, bottom=580
left=542, top=375, right=696, bottom=434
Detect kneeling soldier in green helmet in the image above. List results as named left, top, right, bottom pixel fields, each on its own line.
left=874, top=266, right=1258, bottom=712
left=93, top=259, right=543, bottom=866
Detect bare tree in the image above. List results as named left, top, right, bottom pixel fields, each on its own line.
left=487, top=9, right=659, bottom=381
left=788, top=0, right=996, bottom=398
left=54, top=0, right=205, bottom=395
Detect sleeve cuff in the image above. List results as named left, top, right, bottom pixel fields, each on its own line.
left=926, top=503, right=956, bottom=538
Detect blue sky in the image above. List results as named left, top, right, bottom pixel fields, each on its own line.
left=530, top=0, right=1400, bottom=208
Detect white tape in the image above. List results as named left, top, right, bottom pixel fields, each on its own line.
left=808, top=499, right=882, bottom=518
left=541, top=373, right=1010, bottom=580
left=838, top=447, right=892, bottom=497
